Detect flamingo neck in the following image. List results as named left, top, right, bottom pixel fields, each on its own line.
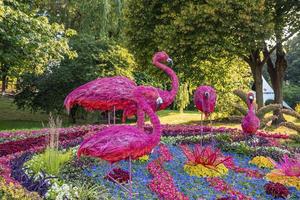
left=153, top=61, right=179, bottom=101
left=248, top=102, right=255, bottom=114
left=137, top=96, right=161, bottom=140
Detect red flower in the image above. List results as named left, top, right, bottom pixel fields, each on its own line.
left=264, top=182, right=290, bottom=199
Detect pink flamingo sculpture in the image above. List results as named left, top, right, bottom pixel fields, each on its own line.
left=64, top=76, right=137, bottom=124
left=194, top=85, right=217, bottom=118
left=194, top=85, right=217, bottom=145
left=64, top=51, right=178, bottom=128
left=77, top=86, right=162, bottom=198
left=123, top=51, right=179, bottom=128
left=241, top=92, right=260, bottom=135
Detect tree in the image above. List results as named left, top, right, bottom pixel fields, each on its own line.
left=14, top=36, right=137, bottom=121
left=29, top=0, right=124, bottom=40
left=286, top=34, right=300, bottom=85
left=263, top=0, right=300, bottom=123
left=125, top=0, right=273, bottom=109
left=0, top=0, right=76, bottom=95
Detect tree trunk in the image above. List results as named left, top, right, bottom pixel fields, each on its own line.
left=1, top=73, right=7, bottom=96
left=245, top=50, right=264, bottom=109
left=69, top=105, right=78, bottom=124
left=265, top=45, right=286, bottom=124
left=1, top=65, right=9, bottom=96
left=253, top=66, right=264, bottom=108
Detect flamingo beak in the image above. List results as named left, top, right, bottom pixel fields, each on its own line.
left=167, top=58, right=173, bottom=66
left=204, top=92, right=209, bottom=99
left=249, top=96, right=254, bottom=103
left=156, top=97, right=163, bottom=110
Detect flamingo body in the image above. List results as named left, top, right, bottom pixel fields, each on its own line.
left=77, top=86, right=161, bottom=163
left=194, top=86, right=217, bottom=117
left=241, top=92, right=260, bottom=135
left=77, top=125, right=158, bottom=163
left=64, top=76, right=136, bottom=112
left=241, top=112, right=260, bottom=134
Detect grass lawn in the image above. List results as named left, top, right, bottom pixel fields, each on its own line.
left=152, top=110, right=300, bottom=135
left=0, top=96, right=299, bottom=134
left=0, top=96, right=48, bottom=130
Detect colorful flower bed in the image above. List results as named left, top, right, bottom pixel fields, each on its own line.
left=0, top=124, right=299, bottom=200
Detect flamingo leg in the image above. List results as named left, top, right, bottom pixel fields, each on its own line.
left=113, top=106, right=116, bottom=125
left=129, top=157, right=132, bottom=200
left=209, top=116, right=215, bottom=148
left=200, top=113, right=203, bottom=146
left=105, top=163, right=132, bottom=193
left=108, top=111, right=111, bottom=125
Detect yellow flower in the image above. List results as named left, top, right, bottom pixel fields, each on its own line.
left=136, top=155, right=149, bottom=163
left=249, top=156, right=275, bottom=169
left=184, top=164, right=228, bottom=177
left=266, top=170, right=300, bottom=190
left=0, top=177, right=41, bottom=200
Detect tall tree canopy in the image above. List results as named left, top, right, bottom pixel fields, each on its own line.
left=0, top=0, right=76, bottom=95
left=286, top=34, right=300, bottom=85
left=14, top=36, right=137, bottom=115
left=125, top=0, right=272, bottom=108
left=29, top=0, right=124, bottom=39
left=263, top=0, right=300, bottom=123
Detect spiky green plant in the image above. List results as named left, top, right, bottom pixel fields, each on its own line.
left=74, top=183, right=110, bottom=200
left=25, top=148, right=73, bottom=176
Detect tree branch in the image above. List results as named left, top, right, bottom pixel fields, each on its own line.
left=261, top=45, right=276, bottom=66
left=282, top=30, right=300, bottom=43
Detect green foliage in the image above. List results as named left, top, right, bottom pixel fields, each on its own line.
left=0, top=0, right=76, bottom=81
left=60, top=156, right=100, bottom=184
left=46, top=181, right=110, bottom=200
left=199, top=58, right=252, bottom=117
left=24, top=148, right=72, bottom=176
left=175, top=82, right=193, bottom=113
left=14, top=36, right=137, bottom=113
left=283, top=84, right=300, bottom=109
left=286, top=34, right=300, bottom=85
left=174, top=57, right=251, bottom=116
left=125, top=0, right=272, bottom=67
left=224, top=142, right=252, bottom=155
left=29, top=0, right=124, bottom=40
left=75, top=183, right=110, bottom=200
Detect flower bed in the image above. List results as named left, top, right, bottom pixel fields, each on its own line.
left=0, top=124, right=299, bottom=200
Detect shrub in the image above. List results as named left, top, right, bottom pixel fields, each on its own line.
left=24, top=148, right=73, bottom=176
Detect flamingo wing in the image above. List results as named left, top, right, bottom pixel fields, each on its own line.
left=77, top=125, right=154, bottom=162
left=64, top=76, right=137, bottom=111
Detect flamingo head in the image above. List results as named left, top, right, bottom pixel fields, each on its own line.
left=152, top=51, right=173, bottom=66
left=204, top=91, right=209, bottom=99
left=133, top=86, right=163, bottom=110
left=247, top=92, right=255, bottom=105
